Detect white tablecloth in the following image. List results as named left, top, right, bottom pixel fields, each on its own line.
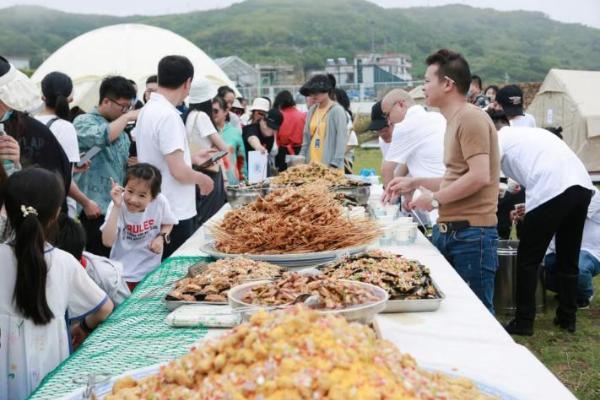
left=172, top=190, right=575, bottom=400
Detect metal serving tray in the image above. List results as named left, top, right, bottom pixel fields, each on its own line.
left=382, top=279, right=445, bottom=313
left=163, top=260, right=285, bottom=311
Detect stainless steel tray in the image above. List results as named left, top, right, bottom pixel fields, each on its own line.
left=383, top=279, right=445, bottom=313
left=200, top=241, right=368, bottom=268
left=164, top=299, right=227, bottom=311
left=333, top=184, right=371, bottom=206
left=163, top=260, right=284, bottom=311
left=225, top=185, right=269, bottom=209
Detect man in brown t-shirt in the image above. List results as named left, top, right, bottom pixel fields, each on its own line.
left=385, top=49, right=500, bottom=313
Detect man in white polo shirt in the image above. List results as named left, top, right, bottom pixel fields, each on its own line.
left=489, top=110, right=594, bottom=335
left=135, top=55, right=214, bottom=258
left=381, top=89, right=446, bottom=226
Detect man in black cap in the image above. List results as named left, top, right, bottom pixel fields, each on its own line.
left=494, top=85, right=536, bottom=127
left=367, top=101, right=393, bottom=157
left=242, top=108, right=283, bottom=163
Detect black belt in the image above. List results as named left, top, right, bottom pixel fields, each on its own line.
left=437, top=220, right=470, bottom=233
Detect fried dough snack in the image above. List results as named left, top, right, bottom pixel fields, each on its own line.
left=166, top=258, right=284, bottom=303
left=212, top=184, right=380, bottom=254
left=106, top=307, right=495, bottom=400
left=241, top=272, right=380, bottom=309
left=321, top=250, right=439, bottom=300
left=270, top=162, right=360, bottom=187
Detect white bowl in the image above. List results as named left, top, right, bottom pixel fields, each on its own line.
left=228, top=279, right=388, bottom=324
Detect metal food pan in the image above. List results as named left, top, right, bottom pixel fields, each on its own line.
left=164, top=260, right=286, bottom=311
left=382, top=279, right=445, bottom=313
left=163, top=299, right=227, bottom=311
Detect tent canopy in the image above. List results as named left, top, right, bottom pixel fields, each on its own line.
left=527, top=68, right=600, bottom=172
left=534, top=69, right=600, bottom=138
left=31, top=24, right=236, bottom=111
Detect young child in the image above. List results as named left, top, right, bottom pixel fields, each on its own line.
left=0, top=168, right=113, bottom=399
left=101, top=163, right=177, bottom=290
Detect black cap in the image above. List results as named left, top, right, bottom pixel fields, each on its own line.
left=486, top=108, right=510, bottom=125
left=264, top=108, right=283, bottom=130
left=299, top=74, right=334, bottom=96
left=367, top=101, right=388, bottom=131
left=496, top=85, right=524, bottom=117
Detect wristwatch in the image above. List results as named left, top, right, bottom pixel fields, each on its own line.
left=431, top=195, right=440, bottom=209
left=158, top=232, right=171, bottom=244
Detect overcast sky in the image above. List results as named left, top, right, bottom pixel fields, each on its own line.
left=1, top=0, right=598, bottom=29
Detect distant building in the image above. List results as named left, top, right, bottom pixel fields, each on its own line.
left=214, top=56, right=259, bottom=88
left=324, top=53, right=412, bottom=89
left=356, top=53, right=412, bottom=85
left=255, top=63, right=296, bottom=86
left=215, top=56, right=297, bottom=90
left=324, top=57, right=355, bottom=85
left=7, top=56, right=30, bottom=70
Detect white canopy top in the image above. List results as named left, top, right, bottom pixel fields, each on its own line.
left=31, top=23, right=236, bottom=111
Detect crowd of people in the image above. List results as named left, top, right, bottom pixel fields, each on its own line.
left=0, top=52, right=363, bottom=398
left=375, top=49, right=597, bottom=335
left=0, top=46, right=598, bottom=399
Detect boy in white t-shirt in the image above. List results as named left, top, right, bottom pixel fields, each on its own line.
left=101, top=163, right=177, bottom=290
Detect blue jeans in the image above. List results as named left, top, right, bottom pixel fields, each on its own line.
left=544, top=250, right=600, bottom=301
left=432, top=225, right=499, bottom=313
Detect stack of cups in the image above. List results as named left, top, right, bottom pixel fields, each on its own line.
left=394, top=217, right=417, bottom=245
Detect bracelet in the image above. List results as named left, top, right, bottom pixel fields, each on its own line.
left=80, top=318, right=94, bottom=334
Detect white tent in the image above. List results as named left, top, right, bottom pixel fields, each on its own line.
left=527, top=69, right=600, bottom=173
left=31, top=24, right=236, bottom=111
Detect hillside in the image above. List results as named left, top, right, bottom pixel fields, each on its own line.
left=1, top=0, right=599, bottom=82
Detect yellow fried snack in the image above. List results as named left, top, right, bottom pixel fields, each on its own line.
left=106, top=307, right=496, bottom=400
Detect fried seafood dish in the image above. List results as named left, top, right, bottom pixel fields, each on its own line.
left=212, top=184, right=380, bottom=254
left=166, top=258, right=284, bottom=303
left=320, top=251, right=439, bottom=300
left=240, top=272, right=381, bottom=309
left=106, top=307, right=495, bottom=400
left=270, top=162, right=367, bottom=187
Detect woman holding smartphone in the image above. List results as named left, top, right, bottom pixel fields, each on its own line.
left=185, top=79, right=229, bottom=228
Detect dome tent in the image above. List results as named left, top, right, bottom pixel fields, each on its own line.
left=31, top=24, right=236, bottom=112
left=527, top=69, right=600, bottom=173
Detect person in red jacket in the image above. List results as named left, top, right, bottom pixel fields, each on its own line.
left=273, top=90, right=305, bottom=171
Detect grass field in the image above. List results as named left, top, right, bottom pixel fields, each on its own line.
left=353, top=148, right=600, bottom=399
left=353, top=147, right=383, bottom=174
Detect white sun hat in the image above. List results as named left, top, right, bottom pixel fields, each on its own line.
left=188, top=78, right=218, bottom=104
left=249, top=97, right=270, bottom=112
left=0, top=59, right=43, bottom=113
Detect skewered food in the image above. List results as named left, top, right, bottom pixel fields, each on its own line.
left=212, top=184, right=380, bottom=254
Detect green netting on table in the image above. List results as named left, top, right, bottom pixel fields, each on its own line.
left=29, top=256, right=212, bottom=400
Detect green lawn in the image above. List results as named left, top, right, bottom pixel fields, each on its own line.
left=500, top=277, right=600, bottom=400
left=355, top=144, right=600, bottom=398
left=353, top=147, right=383, bottom=174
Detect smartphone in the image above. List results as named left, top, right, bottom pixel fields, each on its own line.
left=77, top=146, right=102, bottom=168
left=196, top=150, right=228, bottom=169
